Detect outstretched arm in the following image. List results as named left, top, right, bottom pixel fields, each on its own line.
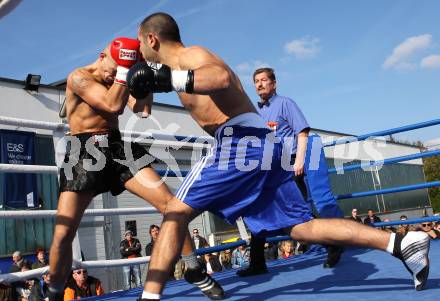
left=127, top=46, right=234, bottom=97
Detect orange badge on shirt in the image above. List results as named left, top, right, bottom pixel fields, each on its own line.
left=267, top=121, right=278, bottom=133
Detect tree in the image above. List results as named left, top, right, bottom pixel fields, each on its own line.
left=423, top=155, right=440, bottom=213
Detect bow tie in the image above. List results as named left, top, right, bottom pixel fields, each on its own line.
left=257, top=101, right=270, bottom=108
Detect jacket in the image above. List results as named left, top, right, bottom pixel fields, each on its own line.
left=120, top=238, right=142, bottom=259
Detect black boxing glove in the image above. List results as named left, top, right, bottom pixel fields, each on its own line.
left=126, top=62, right=153, bottom=99
left=127, top=61, right=194, bottom=98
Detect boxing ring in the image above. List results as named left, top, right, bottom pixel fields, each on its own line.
left=0, top=115, right=440, bottom=300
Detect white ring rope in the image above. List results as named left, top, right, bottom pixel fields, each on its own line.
left=0, top=115, right=214, bottom=144
left=0, top=163, right=58, bottom=174
left=0, top=116, right=68, bottom=131
left=0, top=257, right=151, bottom=284
left=0, top=207, right=158, bottom=219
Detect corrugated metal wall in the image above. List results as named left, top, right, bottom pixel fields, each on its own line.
left=328, top=159, right=430, bottom=215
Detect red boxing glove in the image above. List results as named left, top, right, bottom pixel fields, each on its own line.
left=110, top=37, right=140, bottom=85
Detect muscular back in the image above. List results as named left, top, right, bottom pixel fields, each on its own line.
left=176, top=46, right=257, bottom=136
left=65, top=66, right=125, bottom=134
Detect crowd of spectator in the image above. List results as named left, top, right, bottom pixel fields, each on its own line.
left=0, top=248, right=104, bottom=301
left=348, top=208, right=440, bottom=240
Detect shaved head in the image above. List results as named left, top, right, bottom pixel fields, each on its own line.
left=139, top=12, right=181, bottom=43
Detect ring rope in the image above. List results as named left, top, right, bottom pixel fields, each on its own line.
left=1, top=164, right=439, bottom=202
left=328, top=148, right=440, bottom=174
left=0, top=256, right=151, bottom=284
left=0, top=207, right=158, bottom=219
left=336, top=180, right=440, bottom=200
left=0, top=164, right=190, bottom=178
left=323, top=118, right=440, bottom=147
left=0, top=115, right=213, bottom=145
left=2, top=115, right=437, bottom=150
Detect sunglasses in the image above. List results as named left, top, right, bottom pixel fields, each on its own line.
left=421, top=223, right=432, bottom=227
left=74, top=270, right=87, bottom=275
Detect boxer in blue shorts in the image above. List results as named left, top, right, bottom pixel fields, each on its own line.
left=176, top=113, right=313, bottom=237
left=128, top=13, right=431, bottom=300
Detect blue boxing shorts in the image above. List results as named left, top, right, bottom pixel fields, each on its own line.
left=176, top=113, right=313, bottom=237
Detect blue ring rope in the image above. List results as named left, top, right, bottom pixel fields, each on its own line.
left=335, top=180, right=440, bottom=200
left=323, top=118, right=440, bottom=147
left=328, top=148, right=440, bottom=174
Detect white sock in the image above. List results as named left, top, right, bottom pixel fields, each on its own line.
left=141, top=291, right=161, bottom=300
left=386, top=233, right=396, bottom=254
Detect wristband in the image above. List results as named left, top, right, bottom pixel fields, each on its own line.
left=171, top=70, right=194, bottom=93
left=115, top=66, right=129, bottom=85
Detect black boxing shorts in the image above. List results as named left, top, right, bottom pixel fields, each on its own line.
left=59, top=129, right=156, bottom=196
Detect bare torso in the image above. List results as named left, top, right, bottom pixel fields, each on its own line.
left=65, top=65, right=120, bottom=135
left=173, top=46, right=257, bottom=136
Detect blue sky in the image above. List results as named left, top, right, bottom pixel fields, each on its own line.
left=1, top=0, right=439, bottom=145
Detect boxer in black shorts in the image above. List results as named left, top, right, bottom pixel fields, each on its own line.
left=47, top=37, right=224, bottom=301
left=59, top=130, right=155, bottom=196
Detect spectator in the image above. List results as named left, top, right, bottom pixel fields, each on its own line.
left=64, top=269, right=104, bottom=300
left=419, top=221, right=440, bottom=239
left=279, top=241, right=294, bottom=259
left=0, top=282, right=16, bottom=301
left=15, top=263, right=35, bottom=301
left=231, top=245, right=250, bottom=269
left=145, top=225, right=160, bottom=256
left=396, top=215, right=417, bottom=235
left=30, top=272, right=51, bottom=301
left=348, top=208, right=362, bottom=223
left=396, top=215, right=409, bottom=235
left=295, top=241, right=308, bottom=255
left=144, top=225, right=177, bottom=281
left=204, top=253, right=223, bottom=275
left=363, top=209, right=381, bottom=226
left=382, top=218, right=396, bottom=233
left=435, top=221, right=440, bottom=232
left=32, top=248, right=47, bottom=270
left=219, top=249, right=232, bottom=270
left=264, top=242, right=278, bottom=261
left=119, top=230, right=142, bottom=289
left=173, top=258, right=186, bottom=280
left=191, top=228, right=208, bottom=250
left=10, top=251, right=30, bottom=273
left=192, top=229, right=209, bottom=267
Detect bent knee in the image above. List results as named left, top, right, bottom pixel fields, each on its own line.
left=289, top=221, right=314, bottom=241
left=156, top=194, right=175, bottom=214
left=164, top=198, right=196, bottom=218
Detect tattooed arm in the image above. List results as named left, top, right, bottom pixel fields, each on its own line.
left=67, top=68, right=130, bottom=114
